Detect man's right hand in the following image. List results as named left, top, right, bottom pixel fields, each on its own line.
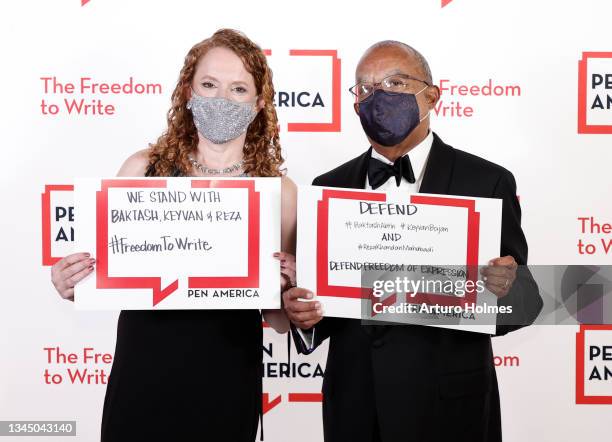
left=282, top=287, right=323, bottom=330
left=51, top=252, right=96, bottom=301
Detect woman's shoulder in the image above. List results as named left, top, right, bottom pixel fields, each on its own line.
left=116, top=148, right=152, bottom=177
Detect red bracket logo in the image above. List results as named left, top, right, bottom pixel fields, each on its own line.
left=265, top=49, right=341, bottom=132
left=41, top=184, right=74, bottom=266
left=576, top=324, right=612, bottom=404
left=578, top=52, right=612, bottom=134
left=262, top=392, right=323, bottom=415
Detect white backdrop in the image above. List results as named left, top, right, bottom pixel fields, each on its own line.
left=1, top=0, right=611, bottom=440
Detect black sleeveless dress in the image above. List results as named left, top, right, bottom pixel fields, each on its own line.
left=100, top=164, right=263, bottom=441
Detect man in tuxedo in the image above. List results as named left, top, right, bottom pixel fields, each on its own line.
left=283, top=40, right=542, bottom=442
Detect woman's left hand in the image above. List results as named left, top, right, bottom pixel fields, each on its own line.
left=274, top=252, right=296, bottom=293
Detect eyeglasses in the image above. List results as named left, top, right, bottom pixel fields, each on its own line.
left=349, top=74, right=431, bottom=102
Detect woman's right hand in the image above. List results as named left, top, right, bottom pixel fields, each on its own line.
left=50, top=149, right=146, bottom=302
left=51, top=252, right=96, bottom=301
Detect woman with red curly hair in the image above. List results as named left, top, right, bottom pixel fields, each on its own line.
left=50, top=29, right=298, bottom=441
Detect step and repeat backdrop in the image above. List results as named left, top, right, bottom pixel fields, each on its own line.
left=1, top=0, right=611, bottom=440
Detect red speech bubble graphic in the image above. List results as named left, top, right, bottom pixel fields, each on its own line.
left=95, top=179, right=260, bottom=306
left=316, top=189, right=480, bottom=307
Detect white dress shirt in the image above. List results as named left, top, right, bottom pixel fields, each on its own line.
left=365, top=129, right=434, bottom=192
left=296, top=131, right=435, bottom=350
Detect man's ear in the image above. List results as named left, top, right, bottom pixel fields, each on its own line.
left=353, top=102, right=360, bottom=116
left=425, top=85, right=440, bottom=110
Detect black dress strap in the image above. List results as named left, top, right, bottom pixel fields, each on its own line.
left=143, top=162, right=182, bottom=177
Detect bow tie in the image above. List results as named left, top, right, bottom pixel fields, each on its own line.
left=367, top=154, right=416, bottom=190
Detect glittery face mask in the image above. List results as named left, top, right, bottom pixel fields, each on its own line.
left=186, top=89, right=258, bottom=144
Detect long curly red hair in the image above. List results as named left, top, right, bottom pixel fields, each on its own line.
left=146, top=29, right=283, bottom=177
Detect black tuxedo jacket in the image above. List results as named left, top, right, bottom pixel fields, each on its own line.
left=291, top=132, right=542, bottom=442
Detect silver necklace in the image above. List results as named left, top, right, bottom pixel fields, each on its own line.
left=187, top=154, right=245, bottom=176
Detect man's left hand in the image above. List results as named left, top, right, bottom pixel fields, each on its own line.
left=480, top=255, right=517, bottom=298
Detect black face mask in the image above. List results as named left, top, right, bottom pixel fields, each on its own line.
left=358, top=87, right=428, bottom=147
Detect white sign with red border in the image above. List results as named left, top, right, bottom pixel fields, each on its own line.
left=73, top=177, right=281, bottom=310
left=297, top=185, right=503, bottom=333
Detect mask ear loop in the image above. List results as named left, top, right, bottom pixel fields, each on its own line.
left=249, top=96, right=262, bottom=124
left=186, top=87, right=199, bottom=110
left=415, top=84, right=431, bottom=122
